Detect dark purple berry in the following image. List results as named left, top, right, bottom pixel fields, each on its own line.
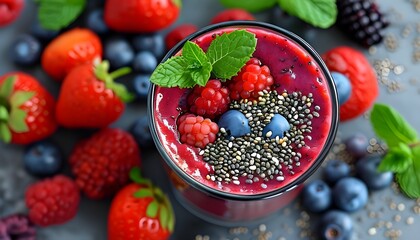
left=104, top=37, right=135, bottom=69
left=301, top=179, right=332, bottom=213
left=319, top=210, right=353, bottom=240
left=31, top=20, right=59, bottom=42
left=333, top=177, right=368, bottom=212
left=345, top=133, right=369, bottom=158
left=129, top=115, right=153, bottom=148
left=132, top=74, right=151, bottom=100
left=324, top=159, right=351, bottom=184
left=86, top=9, right=109, bottom=35
left=10, top=34, right=42, bottom=66
left=132, top=51, right=157, bottom=73
left=131, top=34, right=165, bottom=60
left=356, top=155, right=393, bottom=190
left=23, top=140, right=63, bottom=177
left=0, top=214, right=36, bottom=240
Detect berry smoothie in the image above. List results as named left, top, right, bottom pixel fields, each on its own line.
left=149, top=22, right=338, bottom=222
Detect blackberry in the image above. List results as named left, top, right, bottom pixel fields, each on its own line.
left=0, top=214, right=36, bottom=240
left=337, top=0, right=389, bottom=47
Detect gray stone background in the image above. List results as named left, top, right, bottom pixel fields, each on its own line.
left=1, top=0, right=420, bottom=239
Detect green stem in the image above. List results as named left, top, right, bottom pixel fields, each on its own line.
left=109, top=67, right=132, bottom=79
left=408, top=142, right=420, bottom=148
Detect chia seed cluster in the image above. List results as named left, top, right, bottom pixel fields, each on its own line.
left=201, top=89, right=321, bottom=186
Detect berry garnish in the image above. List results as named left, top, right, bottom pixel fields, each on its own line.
left=85, top=9, right=109, bottom=35
left=177, top=114, right=219, bottom=148
left=228, top=58, right=274, bottom=100
left=23, top=140, right=63, bottom=177
left=218, top=110, right=251, bottom=137
left=333, top=177, right=368, bottom=212
left=69, top=128, right=141, bottom=199
left=132, top=33, right=166, bottom=60
left=262, top=113, right=290, bottom=139
left=187, top=79, right=230, bottom=119
left=133, top=51, right=158, bottom=74
left=337, top=0, right=389, bottom=47
left=344, top=133, right=369, bottom=158
left=0, top=0, right=24, bottom=27
left=301, top=179, right=332, bottom=213
left=25, top=175, right=80, bottom=227
left=132, top=74, right=151, bottom=100
left=130, top=115, right=154, bottom=148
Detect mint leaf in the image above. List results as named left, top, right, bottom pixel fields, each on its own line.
left=370, top=104, right=418, bottom=148
left=396, top=146, right=420, bottom=198
left=182, top=41, right=212, bottom=86
left=38, top=0, right=86, bottom=30
left=150, top=56, right=196, bottom=88
left=206, top=30, right=257, bottom=80
left=278, top=0, right=337, bottom=29
left=378, top=143, right=412, bottom=173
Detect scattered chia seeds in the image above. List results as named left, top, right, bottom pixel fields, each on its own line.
left=203, top=90, right=318, bottom=185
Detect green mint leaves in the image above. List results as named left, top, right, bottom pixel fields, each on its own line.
left=370, top=103, right=420, bottom=198
left=37, top=0, right=87, bottom=31
left=150, top=29, right=257, bottom=88
left=278, top=0, right=337, bottom=29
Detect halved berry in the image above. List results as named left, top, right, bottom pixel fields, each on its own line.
left=187, top=79, right=230, bottom=119
left=177, top=114, right=219, bottom=148
left=228, top=58, right=274, bottom=100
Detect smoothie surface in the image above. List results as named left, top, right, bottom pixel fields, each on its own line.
left=152, top=26, right=333, bottom=195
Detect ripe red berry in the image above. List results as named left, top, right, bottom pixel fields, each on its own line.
left=228, top=58, right=274, bottom=100
left=211, top=9, right=255, bottom=24
left=165, top=24, right=198, bottom=50
left=187, top=79, right=230, bottom=119
left=177, top=114, right=219, bottom=148
left=25, top=175, right=80, bottom=227
left=69, top=128, right=141, bottom=200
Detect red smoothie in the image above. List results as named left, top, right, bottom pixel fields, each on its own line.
left=149, top=23, right=337, bottom=222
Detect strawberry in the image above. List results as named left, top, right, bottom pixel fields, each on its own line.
left=165, top=24, right=198, bottom=50
left=211, top=9, right=255, bottom=24
left=322, top=46, right=379, bottom=122
left=69, top=128, right=141, bottom=200
left=104, top=0, right=181, bottom=33
left=41, top=28, right=102, bottom=81
left=0, top=73, right=57, bottom=144
left=55, top=60, right=133, bottom=128
left=0, top=0, right=24, bottom=27
left=108, top=168, right=174, bottom=240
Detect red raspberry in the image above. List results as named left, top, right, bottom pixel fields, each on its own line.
left=228, top=58, right=274, bottom=100
left=165, top=24, right=198, bottom=50
left=25, top=175, right=80, bottom=227
left=187, top=79, right=230, bottom=119
left=177, top=114, right=219, bottom=148
left=69, top=128, right=141, bottom=200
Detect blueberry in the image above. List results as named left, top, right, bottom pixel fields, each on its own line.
left=132, top=74, right=151, bottom=99
left=323, top=159, right=351, bottom=184
left=132, top=51, right=158, bottom=73
left=104, top=37, right=135, bottom=69
left=130, top=115, right=153, bottom=148
left=23, top=141, right=63, bottom=177
left=131, top=34, right=165, bottom=59
left=9, top=34, right=42, bottom=66
left=319, top=210, right=353, bottom=240
left=344, top=133, right=369, bottom=158
left=218, top=110, right=251, bottom=137
left=333, top=177, right=368, bottom=212
left=301, top=179, right=332, bottom=213
left=331, top=72, right=352, bottom=105
left=31, top=20, right=59, bottom=41
left=356, top=155, right=393, bottom=190
left=262, top=114, right=290, bottom=138
left=86, top=9, right=109, bottom=35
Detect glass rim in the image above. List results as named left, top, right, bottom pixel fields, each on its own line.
left=147, top=20, right=339, bottom=201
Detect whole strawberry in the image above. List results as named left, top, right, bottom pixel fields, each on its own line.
left=42, top=28, right=102, bottom=81
left=70, top=128, right=141, bottom=200
left=108, top=168, right=174, bottom=240
left=104, top=0, right=181, bottom=33
left=55, top=60, right=133, bottom=128
left=25, top=175, right=80, bottom=227
left=0, top=73, right=57, bottom=144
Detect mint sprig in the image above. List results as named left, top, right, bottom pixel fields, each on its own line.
left=370, top=103, right=420, bottom=198
left=278, top=0, right=337, bottom=29
left=37, top=0, right=87, bottom=31
left=150, top=30, right=257, bottom=88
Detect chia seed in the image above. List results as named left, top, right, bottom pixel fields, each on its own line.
left=204, top=90, right=318, bottom=185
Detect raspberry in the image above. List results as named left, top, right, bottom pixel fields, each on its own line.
left=25, top=175, right=80, bottom=227
left=70, top=128, right=141, bottom=200
left=177, top=114, right=219, bottom=148
left=187, top=79, right=230, bottom=119
left=0, top=214, right=36, bottom=239
left=337, top=0, right=389, bottom=47
left=228, top=58, right=274, bottom=100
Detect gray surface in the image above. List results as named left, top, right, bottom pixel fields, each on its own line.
left=1, top=0, right=420, bottom=239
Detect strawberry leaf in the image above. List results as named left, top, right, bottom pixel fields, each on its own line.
left=133, top=188, right=153, bottom=198
left=0, top=122, right=11, bottom=143
left=8, top=108, right=29, bottom=133
left=159, top=205, right=169, bottom=230
left=129, top=167, right=142, bottom=182
left=0, top=106, right=8, bottom=122
left=0, top=76, right=16, bottom=100
left=146, top=200, right=159, bottom=218
left=10, top=91, right=35, bottom=108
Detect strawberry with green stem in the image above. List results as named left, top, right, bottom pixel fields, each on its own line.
left=55, top=60, right=134, bottom=128
left=108, top=167, right=175, bottom=240
left=0, top=73, right=57, bottom=144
